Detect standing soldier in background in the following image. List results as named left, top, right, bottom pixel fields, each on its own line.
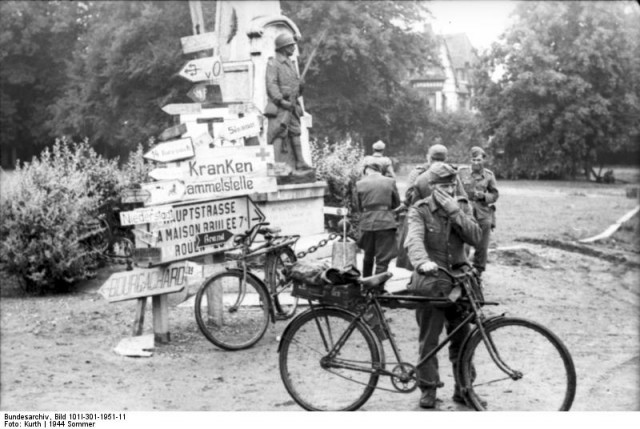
left=355, top=160, right=401, bottom=277
left=458, top=146, right=499, bottom=274
left=266, top=33, right=312, bottom=172
left=363, top=140, right=396, bottom=178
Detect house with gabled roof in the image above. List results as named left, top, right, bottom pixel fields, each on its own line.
left=410, top=32, right=478, bottom=113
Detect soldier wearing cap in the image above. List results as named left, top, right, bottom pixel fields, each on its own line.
left=362, top=140, right=395, bottom=178
left=458, top=146, right=499, bottom=273
left=355, top=159, right=401, bottom=277
left=405, top=161, right=482, bottom=409
left=266, top=33, right=312, bottom=172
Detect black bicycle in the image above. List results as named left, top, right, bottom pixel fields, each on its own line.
left=278, top=266, right=576, bottom=411
left=194, top=222, right=300, bottom=350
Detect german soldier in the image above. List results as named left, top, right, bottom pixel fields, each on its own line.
left=362, top=140, right=396, bottom=178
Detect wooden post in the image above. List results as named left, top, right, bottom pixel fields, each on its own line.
left=132, top=298, right=147, bottom=336
left=152, top=294, right=170, bottom=344
left=188, top=0, right=205, bottom=35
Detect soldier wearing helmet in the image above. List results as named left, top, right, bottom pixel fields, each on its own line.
left=362, top=140, right=396, bottom=178
left=457, top=146, right=499, bottom=274
left=265, top=33, right=312, bottom=172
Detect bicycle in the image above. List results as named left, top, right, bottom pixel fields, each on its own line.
left=194, top=222, right=300, bottom=350
left=278, top=265, right=576, bottom=411
left=80, top=198, right=136, bottom=260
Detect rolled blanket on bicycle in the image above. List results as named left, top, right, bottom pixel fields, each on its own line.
left=287, top=261, right=365, bottom=308
left=286, top=261, right=361, bottom=286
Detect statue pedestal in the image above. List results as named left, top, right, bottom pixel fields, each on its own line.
left=251, top=181, right=326, bottom=235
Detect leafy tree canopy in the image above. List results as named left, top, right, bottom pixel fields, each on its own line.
left=475, top=1, right=640, bottom=179
left=282, top=0, right=438, bottom=153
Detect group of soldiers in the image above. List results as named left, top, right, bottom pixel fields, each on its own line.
left=355, top=140, right=499, bottom=409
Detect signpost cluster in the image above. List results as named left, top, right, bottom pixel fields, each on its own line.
left=99, top=2, right=278, bottom=347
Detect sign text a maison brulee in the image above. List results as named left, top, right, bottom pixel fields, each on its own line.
left=148, top=146, right=277, bottom=200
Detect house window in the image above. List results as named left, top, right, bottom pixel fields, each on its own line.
left=427, top=94, right=436, bottom=111
left=458, top=94, right=467, bottom=111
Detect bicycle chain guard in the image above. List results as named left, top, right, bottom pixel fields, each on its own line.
left=390, top=363, right=418, bottom=393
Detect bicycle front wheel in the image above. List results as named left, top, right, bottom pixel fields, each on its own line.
left=459, top=317, right=576, bottom=411
left=194, top=271, right=270, bottom=351
left=268, top=246, right=298, bottom=319
left=279, top=307, right=382, bottom=411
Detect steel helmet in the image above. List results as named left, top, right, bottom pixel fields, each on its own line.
left=275, top=33, right=296, bottom=50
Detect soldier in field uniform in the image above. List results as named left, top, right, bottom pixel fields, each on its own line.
left=265, top=33, right=312, bottom=171
left=457, top=146, right=499, bottom=273
left=355, top=159, right=401, bottom=277
left=362, top=140, right=396, bottom=178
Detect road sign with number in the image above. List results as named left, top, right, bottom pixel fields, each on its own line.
left=133, top=196, right=266, bottom=265
left=179, top=56, right=224, bottom=83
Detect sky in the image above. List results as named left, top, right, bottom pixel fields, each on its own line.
left=426, top=1, right=519, bottom=51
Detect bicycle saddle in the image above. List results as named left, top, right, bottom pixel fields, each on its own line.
left=360, top=272, right=393, bottom=290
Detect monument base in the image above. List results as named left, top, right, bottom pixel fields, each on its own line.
left=275, top=169, right=316, bottom=185
left=251, top=181, right=327, bottom=235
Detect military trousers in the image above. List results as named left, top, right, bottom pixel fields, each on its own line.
left=472, top=221, right=492, bottom=272
left=358, top=229, right=397, bottom=277
left=415, top=303, right=471, bottom=391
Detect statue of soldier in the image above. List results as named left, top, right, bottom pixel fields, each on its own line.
left=265, top=33, right=312, bottom=172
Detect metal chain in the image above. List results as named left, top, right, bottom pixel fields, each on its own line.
left=296, top=232, right=341, bottom=259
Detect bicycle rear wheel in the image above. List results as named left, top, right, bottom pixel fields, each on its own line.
left=268, top=246, right=298, bottom=319
left=279, top=307, right=382, bottom=411
left=194, top=271, right=270, bottom=351
left=459, top=317, right=576, bottom=411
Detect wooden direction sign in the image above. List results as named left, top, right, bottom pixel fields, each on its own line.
left=121, top=188, right=151, bottom=204
left=120, top=204, right=174, bottom=226
left=162, top=103, right=202, bottom=116
left=147, top=146, right=277, bottom=201
left=133, top=196, right=266, bottom=265
left=98, top=263, right=189, bottom=303
left=220, top=114, right=261, bottom=141
left=179, top=56, right=224, bottom=83
left=158, top=123, right=187, bottom=142
left=143, top=137, right=194, bottom=163
left=140, top=180, right=187, bottom=206
left=180, top=32, right=217, bottom=55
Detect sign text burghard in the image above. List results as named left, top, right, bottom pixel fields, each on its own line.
left=133, top=196, right=265, bottom=265
left=143, top=137, right=194, bottom=163
left=148, top=146, right=277, bottom=201
left=98, top=263, right=189, bottom=303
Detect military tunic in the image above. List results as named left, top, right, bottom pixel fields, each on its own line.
left=362, top=153, right=395, bottom=178
left=457, top=166, right=499, bottom=271
left=355, top=172, right=401, bottom=277
left=405, top=196, right=481, bottom=391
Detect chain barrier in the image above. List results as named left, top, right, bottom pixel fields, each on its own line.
left=296, top=232, right=341, bottom=259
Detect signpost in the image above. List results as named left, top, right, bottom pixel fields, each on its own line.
left=139, top=180, right=188, bottom=206
left=158, top=123, right=187, bottom=142
left=133, top=195, right=265, bottom=265
left=162, top=103, right=202, bottom=116
left=180, top=31, right=217, bottom=55
left=179, top=56, right=224, bottom=83
left=143, top=138, right=195, bottom=163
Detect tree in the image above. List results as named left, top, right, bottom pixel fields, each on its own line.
left=0, top=1, right=89, bottom=166
left=50, top=1, right=191, bottom=158
left=474, top=1, right=640, bottom=180
left=281, top=0, right=437, bottom=153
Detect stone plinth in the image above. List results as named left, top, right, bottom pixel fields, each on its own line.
left=251, top=181, right=326, bottom=235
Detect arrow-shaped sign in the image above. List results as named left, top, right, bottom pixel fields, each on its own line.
left=186, top=83, right=222, bottom=104
left=162, top=103, right=202, bottom=116
left=249, top=198, right=266, bottom=224
left=158, top=123, right=187, bottom=142
left=120, top=204, right=174, bottom=226
left=143, top=137, right=194, bottom=163
left=195, top=230, right=233, bottom=248
left=98, top=263, right=189, bottom=303
left=179, top=56, right=224, bottom=83
left=140, top=180, right=187, bottom=206
left=180, top=32, right=217, bottom=55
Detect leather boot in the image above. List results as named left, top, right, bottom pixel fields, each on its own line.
left=291, top=136, right=313, bottom=171
left=419, top=388, right=437, bottom=409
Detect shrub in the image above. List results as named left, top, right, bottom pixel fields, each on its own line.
left=0, top=138, right=125, bottom=294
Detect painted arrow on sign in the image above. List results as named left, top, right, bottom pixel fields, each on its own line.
left=162, top=103, right=201, bottom=116
left=140, top=180, right=187, bottom=206
left=143, top=137, right=194, bottom=163
left=179, top=56, right=224, bottom=83
left=195, top=230, right=233, bottom=248
left=180, top=31, right=217, bottom=55
left=158, top=123, right=187, bottom=142
left=134, top=196, right=266, bottom=265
